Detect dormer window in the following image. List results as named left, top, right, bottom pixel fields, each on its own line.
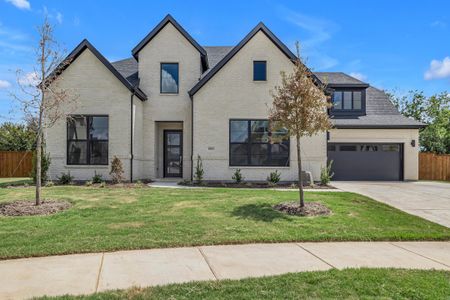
left=253, top=61, right=267, bottom=81
left=331, top=89, right=366, bottom=115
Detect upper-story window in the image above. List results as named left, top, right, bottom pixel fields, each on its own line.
left=161, top=63, right=179, bottom=94
left=331, top=89, right=365, bottom=114
left=253, top=61, right=267, bottom=81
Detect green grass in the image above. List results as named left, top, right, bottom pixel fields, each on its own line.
left=0, top=186, right=449, bottom=259
left=0, top=177, right=32, bottom=187
left=38, top=269, right=450, bottom=300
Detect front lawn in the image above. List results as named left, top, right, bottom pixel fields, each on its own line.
left=0, top=186, right=449, bottom=259
left=0, top=177, right=32, bottom=188
left=39, top=269, right=450, bottom=300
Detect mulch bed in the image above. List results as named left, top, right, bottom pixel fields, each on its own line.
left=273, top=202, right=332, bottom=217
left=0, top=200, right=71, bottom=217
left=179, top=182, right=335, bottom=189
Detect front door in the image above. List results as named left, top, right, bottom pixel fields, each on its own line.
left=163, top=130, right=183, bottom=177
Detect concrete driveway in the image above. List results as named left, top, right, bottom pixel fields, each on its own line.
left=332, top=181, right=450, bottom=227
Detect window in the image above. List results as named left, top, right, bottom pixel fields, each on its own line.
left=339, top=145, right=357, bottom=151
left=67, top=115, right=108, bottom=165
left=332, top=90, right=365, bottom=111
left=253, top=61, right=267, bottom=81
left=160, top=63, right=179, bottom=94
left=229, top=120, right=289, bottom=166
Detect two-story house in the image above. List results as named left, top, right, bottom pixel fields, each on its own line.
left=45, top=14, right=424, bottom=182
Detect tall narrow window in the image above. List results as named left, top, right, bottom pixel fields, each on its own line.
left=253, top=61, right=267, bottom=81
left=160, top=63, right=179, bottom=94
left=67, top=115, right=109, bottom=165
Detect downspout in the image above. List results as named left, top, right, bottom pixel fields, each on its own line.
left=130, top=92, right=134, bottom=182
left=190, top=94, right=194, bottom=181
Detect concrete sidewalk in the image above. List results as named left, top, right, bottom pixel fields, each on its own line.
left=1, top=242, right=449, bottom=299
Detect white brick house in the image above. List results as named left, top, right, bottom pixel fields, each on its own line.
left=45, top=15, right=424, bottom=182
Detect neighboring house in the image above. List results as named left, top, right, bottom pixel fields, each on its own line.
left=45, top=14, right=424, bottom=182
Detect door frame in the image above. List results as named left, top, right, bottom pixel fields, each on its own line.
left=163, top=130, right=183, bottom=178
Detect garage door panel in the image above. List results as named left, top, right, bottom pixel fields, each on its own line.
left=328, top=143, right=402, bottom=181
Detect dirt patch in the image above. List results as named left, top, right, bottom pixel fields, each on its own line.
left=0, top=200, right=71, bottom=217
left=273, top=202, right=331, bottom=217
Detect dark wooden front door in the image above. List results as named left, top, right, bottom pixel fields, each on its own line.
left=164, top=130, right=183, bottom=177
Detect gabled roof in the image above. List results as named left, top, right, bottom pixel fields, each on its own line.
left=132, top=14, right=208, bottom=70
left=46, top=39, right=147, bottom=101
left=315, top=72, right=369, bottom=88
left=189, top=22, right=299, bottom=97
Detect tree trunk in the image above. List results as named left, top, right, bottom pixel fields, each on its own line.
left=296, top=135, right=304, bottom=207
left=35, top=128, right=41, bottom=206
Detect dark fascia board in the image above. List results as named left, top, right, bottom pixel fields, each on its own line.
left=189, top=22, right=319, bottom=97
left=334, top=124, right=426, bottom=129
left=132, top=14, right=208, bottom=68
left=45, top=39, right=147, bottom=101
left=328, top=83, right=370, bottom=88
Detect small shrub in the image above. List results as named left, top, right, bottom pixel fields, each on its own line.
left=58, top=171, right=73, bottom=185
left=267, top=170, right=281, bottom=184
left=31, top=151, right=51, bottom=184
left=232, top=169, right=244, bottom=184
left=320, top=160, right=334, bottom=185
left=178, top=179, right=191, bottom=186
left=92, top=171, right=103, bottom=184
left=194, top=155, right=204, bottom=184
left=85, top=180, right=93, bottom=186
left=134, top=180, right=144, bottom=188
left=267, top=181, right=276, bottom=187
left=99, top=181, right=106, bottom=188
left=110, top=156, right=125, bottom=184
left=45, top=180, right=54, bottom=187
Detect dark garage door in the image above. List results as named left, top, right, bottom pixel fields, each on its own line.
left=327, top=143, right=403, bottom=181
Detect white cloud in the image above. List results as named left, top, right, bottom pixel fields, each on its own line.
left=56, top=12, right=63, bottom=24
left=349, top=72, right=367, bottom=82
left=5, top=0, right=30, bottom=10
left=0, top=79, right=11, bottom=89
left=430, top=20, right=446, bottom=28
left=424, top=57, right=450, bottom=80
left=18, top=71, right=39, bottom=86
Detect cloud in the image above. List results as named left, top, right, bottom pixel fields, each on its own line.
left=5, top=0, right=30, bottom=10
left=349, top=72, right=367, bottom=82
left=430, top=20, right=446, bottom=29
left=56, top=12, right=63, bottom=24
left=18, top=71, right=39, bottom=86
left=424, top=57, right=450, bottom=80
left=0, top=79, right=11, bottom=89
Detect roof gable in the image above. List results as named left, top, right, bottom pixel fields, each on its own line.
left=132, top=14, right=207, bottom=69
left=189, top=22, right=298, bottom=97
left=46, top=39, right=147, bottom=101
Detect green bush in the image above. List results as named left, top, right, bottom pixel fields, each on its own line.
left=30, top=151, right=51, bottom=184
left=85, top=180, right=93, bottom=187
left=267, top=170, right=281, bottom=184
left=232, top=169, right=244, bottom=184
left=57, top=171, right=73, bottom=185
left=320, top=160, right=334, bottom=185
left=92, top=171, right=103, bottom=184
left=194, top=155, right=204, bottom=184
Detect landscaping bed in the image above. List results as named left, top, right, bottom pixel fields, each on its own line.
left=178, top=181, right=335, bottom=189
left=0, top=200, right=71, bottom=216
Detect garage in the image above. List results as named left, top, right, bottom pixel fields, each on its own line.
left=327, top=143, right=403, bottom=181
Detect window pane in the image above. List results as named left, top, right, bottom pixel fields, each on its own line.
left=230, top=121, right=248, bottom=142
left=270, top=142, right=289, bottom=166
left=68, top=141, right=87, bottom=164
left=90, top=117, right=108, bottom=140
left=251, top=120, right=269, bottom=142
left=250, top=144, right=269, bottom=165
left=90, top=141, right=108, bottom=165
left=360, top=145, right=378, bottom=151
left=253, top=61, right=266, bottom=81
left=343, top=91, right=352, bottom=109
left=230, top=144, right=248, bottom=165
left=167, top=133, right=181, bottom=146
left=161, top=63, right=179, bottom=93
left=271, top=126, right=289, bottom=143
left=68, top=116, right=87, bottom=140
left=353, top=91, right=362, bottom=110
left=333, top=92, right=342, bottom=109
left=340, top=145, right=357, bottom=151
left=382, top=144, right=400, bottom=152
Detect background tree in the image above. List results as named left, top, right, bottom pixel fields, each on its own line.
left=270, top=43, right=332, bottom=208
left=0, top=122, right=36, bottom=151
left=11, top=17, right=77, bottom=205
left=388, top=90, right=449, bottom=154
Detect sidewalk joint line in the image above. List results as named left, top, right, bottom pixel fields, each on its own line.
left=389, top=242, right=450, bottom=268
left=197, top=247, right=219, bottom=280
left=95, top=253, right=105, bottom=292
left=296, top=243, right=336, bottom=269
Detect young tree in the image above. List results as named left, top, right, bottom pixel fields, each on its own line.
left=11, top=17, right=77, bottom=205
left=270, top=43, right=332, bottom=207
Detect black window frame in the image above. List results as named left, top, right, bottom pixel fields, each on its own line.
left=160, top=62, right=179, bottom=94
left=229, top=119, right=290, bottom=167
left=330, top=88, right=366, bottom=116
left=66, top=115, right=109, bottom=166
left=253, top=61, right=267, bottom=81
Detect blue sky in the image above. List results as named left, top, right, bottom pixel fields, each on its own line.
left=0, top=0, right=449, bottom=122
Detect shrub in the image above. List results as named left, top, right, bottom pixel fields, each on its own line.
left=45, top=180, right=54, bottom=187
left=31, top=151, right=51, bottom=184
left=92, top=171, right=103, bottom=184
left=85, top=180, right=93, bottom=187
left=58, top=171, right=73, bottom=185
left=320, top=160, right=335, bottom=185
left=232, top=169, right=244, bottom=184
left=194, top=155, right=204, bottom=184
left=99, top=181, right=106, bottom=188
left=110, top=156, right=125, bottom=184
left=267, top=170, right=281, bottom=184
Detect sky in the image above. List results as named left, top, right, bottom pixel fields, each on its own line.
left=0, top=0, right=449, bottom=122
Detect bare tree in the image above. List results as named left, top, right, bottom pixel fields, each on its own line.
left=269, top=43, right=332, bottom=207
left=11, top=16, right=77, bottom=205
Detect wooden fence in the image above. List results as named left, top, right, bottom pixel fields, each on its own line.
left=0, top=151, right=33, bottom=178
left=419, top=152, right=450, bottom=181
